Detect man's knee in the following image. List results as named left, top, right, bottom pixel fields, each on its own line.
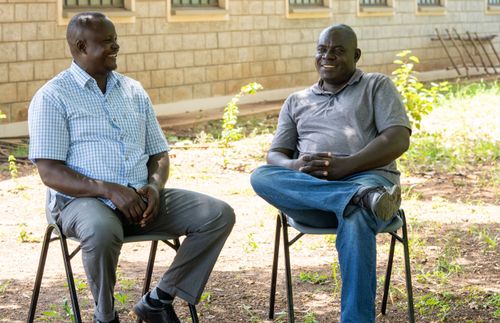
left=217, top=201, right=235, bottom=233
left=77, top=214, right=124, bottom=253
left=250, top=165, right=276, bottom=192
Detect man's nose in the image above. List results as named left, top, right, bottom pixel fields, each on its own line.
left=322, top=48, right=335, bottom=59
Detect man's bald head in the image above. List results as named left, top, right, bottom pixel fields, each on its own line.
left=318, top=24, right=358, bottom=49
left=66, top=12, right=109, bottom=55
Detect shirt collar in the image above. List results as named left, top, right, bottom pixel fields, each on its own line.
left=69, top=61, right=120, bottom=90
left=311, top=68, right=364, bottom=95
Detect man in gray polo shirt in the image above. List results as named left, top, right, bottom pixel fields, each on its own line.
left=251, top=24, right=411, bottom=322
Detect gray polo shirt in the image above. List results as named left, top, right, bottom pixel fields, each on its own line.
left=270, top=69, right=411, bottom=185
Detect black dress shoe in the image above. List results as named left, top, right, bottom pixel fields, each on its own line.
left=94, top=310, right=120, bottom=323
left=133, top=292, right=180, bottom=323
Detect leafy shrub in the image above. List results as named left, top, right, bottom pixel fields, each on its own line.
left=392, top=50, right=449, bottom=130
left=221, top=82, right=263, bottom=147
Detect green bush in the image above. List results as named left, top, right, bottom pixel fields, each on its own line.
left=392, top=50, right=449, bottom=130
left=221, top=82, right=263, bottom=147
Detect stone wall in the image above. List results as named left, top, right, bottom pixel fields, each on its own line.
left=0, top=0, right=499, bottom=123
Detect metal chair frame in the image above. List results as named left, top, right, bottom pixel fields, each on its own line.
left=269, top=209, right=415, bottom=323
left=27, top=223, right=199, bottom=323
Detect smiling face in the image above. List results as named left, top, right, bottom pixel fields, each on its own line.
left=81, top=19, right=119, bottom=77
left=315, top=26, right=361, bottom=92
left=68, top=14, right=120, bottom=79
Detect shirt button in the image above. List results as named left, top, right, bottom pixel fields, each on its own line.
left=120, top=135, right=124, bottom=140
left=113, top=118, right=117, bottom=122
left=125, top=157, right=129, bottom=161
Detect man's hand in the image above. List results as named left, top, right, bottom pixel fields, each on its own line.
left=105, top=183, right=147, bottom=224
left=136, top=184, right=161, bottom=227
left=299, top=152, right=351, bottom=180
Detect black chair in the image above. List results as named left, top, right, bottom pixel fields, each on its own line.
left=27, top=222, right=199, bottom=323
left=269, top=209, right=415, bottom=323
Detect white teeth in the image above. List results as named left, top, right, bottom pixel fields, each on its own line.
left=323, top=65, right=335, bottom=68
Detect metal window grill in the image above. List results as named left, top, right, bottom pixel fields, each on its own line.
left=359, top=0, right=388, bottom=6
left=172, top=0, right=219, bottom=7
left=418, top=0, right=441, bottom=5
left=488, top=0, right=500, bottom=5
left=64, top=0, right=124, bottom=8
left=289, top=0, right=323, bottom=5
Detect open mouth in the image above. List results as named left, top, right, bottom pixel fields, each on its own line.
left=108, top=53, right=118, bottom=59
left=322, top=64, right=336, bottom=69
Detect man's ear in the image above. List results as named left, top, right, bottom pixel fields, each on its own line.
left=75, top=39, right=86, bottom=54
left=354, top=48, right=361, bottom=63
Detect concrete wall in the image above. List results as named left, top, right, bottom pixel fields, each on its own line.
left=0, top=0, right=499, bottom=126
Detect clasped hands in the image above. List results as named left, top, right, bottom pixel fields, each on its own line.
left=296, top=152, right=351, bottom=181
left=107, top=183, right=160, bottom=227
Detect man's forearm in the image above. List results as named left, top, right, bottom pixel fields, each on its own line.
left=36, top=159, right=111, bottom=199
left=345, top=126, right=410, bottom=174
left=146, top=151, right=170, bottom=189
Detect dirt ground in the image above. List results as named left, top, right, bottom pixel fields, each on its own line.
left=0, top=133, right=499, bottom=322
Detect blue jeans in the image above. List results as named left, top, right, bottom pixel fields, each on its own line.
left=250, top=165, right=398, bottom=323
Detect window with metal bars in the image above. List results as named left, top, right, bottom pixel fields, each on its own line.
left=488, top=0, right=500, bottom=5
left=289, top=0, right=324, bottom=5
left=359, top=0, right=388, bottom=6
left=418, top=0, right=441, bottom=5
left=172, top=0, right=219, bottom=7
left=64, top=0, right=125, bottom=8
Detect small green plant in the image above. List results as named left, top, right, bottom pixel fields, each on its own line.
left=40, top=304, right=64, bottom=321
left=469, top=226, right=498, bottom=251
left=221, top=82, right=263, bottom=147
left=392, top=50, right=449, bottom=130
left=486, top=293, right=500, bottom=318
left=303, top=311, right=319, bottom=323
left=17, top=223, right=39, bottom=243
left=298, top=271, right=328, bottom=285
left=242, top=232, right=258, bottom=253
left=62, top=298, right=76, bottom=323
left=114, top=292, right=129, bottom=307
left=0, top=280, right=11, bottom=293
left=416, top=292, right=453, bottom=320
left=8, top=155, right=18, bottom=179
left=200, top=291, right=212, bottom=309
left=330, top=260, right=341, bottom=294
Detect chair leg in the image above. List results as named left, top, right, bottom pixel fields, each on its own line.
left=281, top=213, right=295, bottom=323
left=58, top=228, right=82, bottom=323
left=381, top=235, right=397, bottom=315
left=27, top=225, right=55, bottom=322
left=401, top=212, right=416, bottom=323
left=189, top=304, right=199, bottom=323
left=136, top=240, right=159, bottom=323
left=269, top=214, right=282, bottom=319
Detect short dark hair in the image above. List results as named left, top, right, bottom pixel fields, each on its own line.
left=320, top=24, right=358, bottom=48
left=66, top=12, right=108, bottom=47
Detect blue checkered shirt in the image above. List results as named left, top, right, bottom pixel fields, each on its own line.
left=28, top=62, right=169, bottom=211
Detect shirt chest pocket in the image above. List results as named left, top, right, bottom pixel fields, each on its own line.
left=67, top=105, right=112, bottom=141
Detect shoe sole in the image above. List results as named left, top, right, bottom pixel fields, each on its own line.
left=372, top=185, right=401, bottom=221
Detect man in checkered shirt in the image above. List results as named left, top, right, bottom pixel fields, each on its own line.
left=28, top=12, right=234, bottom=323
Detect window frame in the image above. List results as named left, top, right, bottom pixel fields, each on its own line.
left=57, top=0, right=136, bottom=25
left=486, top=0, right=500, bottom=14
left=416, top=0, right=446, bottom=16
left=286, top=0, right=332, bottom=19
left=167, top=0, right=229, bottom=22
left=358, top=0, right=395, bottom=17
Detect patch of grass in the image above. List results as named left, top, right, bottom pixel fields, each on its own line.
left=200, top=291, right=212, bottom=309
left=469, top=226, right=498, bottom=251
left=17, top=223, right=40, bottom=243
left=242, top=232, right=258, bottom=253
left=486, top=293, right=500, bottom=318
left=298, top=272, right=329, bottom=285
left=303, top=311, right=319, bottom=323
left=416, top=292, right=454, bottom=320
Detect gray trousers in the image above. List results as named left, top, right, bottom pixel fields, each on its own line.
left=51, top=188, right=235, bottom=322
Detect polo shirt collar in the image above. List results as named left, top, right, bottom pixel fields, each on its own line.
left=312, top=68, right=364, bottom=95
left=69, top=61, right=120, bottom=90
